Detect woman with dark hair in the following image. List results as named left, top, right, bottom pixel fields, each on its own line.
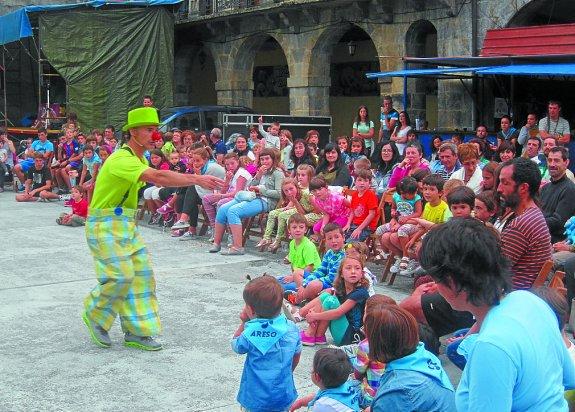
left=428, top=135, right=443, bottom=162
left=386, top=141, right=429, bottom=192
left=372, top=140, right=401, bottom=197
left=368, top=304, right=455, bottom=411
left=315, top=142, right=351, bottom=187
left=390, top=111, right=412, bottom=155
left=289, top=138, right=316, bottom=176
left=352, top=105, right=375, bottom=156
left=233, top=134, right=255, bottom=160
left=419, top=218, right=575, bottom=411
left=497, top=115, right=519, bottom=155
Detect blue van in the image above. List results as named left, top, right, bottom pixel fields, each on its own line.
left=159, top=105, right=253, bottom=133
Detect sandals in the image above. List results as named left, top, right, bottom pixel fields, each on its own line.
left=268, top=240, right=281, bottom=254
left=256, top=238, right=272, bottom=252
left=399, top=256, right=410, bottom=270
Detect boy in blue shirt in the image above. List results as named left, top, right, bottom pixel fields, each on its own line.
left=291, top=348, right=359, bottom=411
left=232, top=276, right=301, bottom=411
left=286, top=223, right=346, bottom=305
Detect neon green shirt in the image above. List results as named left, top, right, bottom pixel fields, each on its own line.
left=90, top=145, right=149, bottom=210
left=422, top=200, right=450, bottom=224
left=289, top=236, right=322, bottom=270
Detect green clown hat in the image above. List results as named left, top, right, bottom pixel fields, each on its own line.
left=122, top=107, right=160, bottom=132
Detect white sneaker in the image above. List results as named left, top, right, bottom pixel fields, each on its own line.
left=400, top=260, right=420, bottom=276
left=389, top=257, right=402, bottom=274
left=179, top=232, right=195, bottom=241
left=172, top=220, right=190, bottom=230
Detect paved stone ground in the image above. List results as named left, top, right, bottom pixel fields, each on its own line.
left=0, top=193, right=459, bottom=411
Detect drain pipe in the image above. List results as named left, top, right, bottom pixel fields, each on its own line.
left=471, top=0, right=478, bottom=128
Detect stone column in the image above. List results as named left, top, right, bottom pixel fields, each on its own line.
left=215, top=79, right=253, bottom=108
left=287, top=76, right=330, bottom=116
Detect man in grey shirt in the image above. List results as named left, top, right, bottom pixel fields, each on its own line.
left=539, top=100, right=571, bottom=145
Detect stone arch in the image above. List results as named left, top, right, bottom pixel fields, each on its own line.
left=405, top=20, right=438, bottom=129
left=216, top=33, right=291, bottom=111
left=306, top=23, right=382, bottom=134
left=174, top=43, right=217, bottom=106
left=507, top=0, right=575, bottom=27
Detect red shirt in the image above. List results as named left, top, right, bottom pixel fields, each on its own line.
left=350, top=189, right=379, bottom=231
left=501, top=206, right=552, bottom=290
left=71, top=198, right=89, bottom=218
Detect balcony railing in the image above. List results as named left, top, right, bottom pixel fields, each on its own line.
left=175, top=0, right=276, bottom=21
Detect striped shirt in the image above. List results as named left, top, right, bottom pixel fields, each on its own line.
left=501, top=206, right=552, bottom=290
left=302, top=249, right=345, bottom=288
left=430, top=160, right=461, bottom=181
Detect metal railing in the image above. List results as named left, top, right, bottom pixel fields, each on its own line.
left=175, top=0, right=275, bottom=21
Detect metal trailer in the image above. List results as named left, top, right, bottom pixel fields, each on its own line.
left=223, top=114, right=332, bottom=147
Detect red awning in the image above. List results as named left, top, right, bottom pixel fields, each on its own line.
left=481, top=23, right=575, bottom=57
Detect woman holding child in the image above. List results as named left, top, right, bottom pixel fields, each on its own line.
left=209, top=148, right=284, bottom=255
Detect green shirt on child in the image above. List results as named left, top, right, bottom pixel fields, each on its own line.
left=289, top=236, right=321, bottom=271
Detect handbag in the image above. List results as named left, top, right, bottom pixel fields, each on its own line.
left=234, top=190, right=257, bottom=202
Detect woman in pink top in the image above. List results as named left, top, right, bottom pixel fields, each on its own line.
left=387, top=142, right=429, bottom=191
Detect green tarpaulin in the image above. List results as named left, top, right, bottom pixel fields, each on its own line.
left=39, top=7, right=174, bottom=132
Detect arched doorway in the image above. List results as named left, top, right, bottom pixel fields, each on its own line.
left=174, top=44, right=217, bottom=106
left=251, top=37, right=290, bottom=115
left=508, top=0, right=575, bottom=27
left=405, top=20, right=438, bottom=129
left=328, top=26, right=381, bottom=137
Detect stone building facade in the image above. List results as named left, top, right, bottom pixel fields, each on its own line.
left=173, top=0, right=572, bottom=135
left=2, top=0, right=573, bottom=135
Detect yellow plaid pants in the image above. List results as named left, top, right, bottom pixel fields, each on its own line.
left=84, top=208, right=161, bottom=336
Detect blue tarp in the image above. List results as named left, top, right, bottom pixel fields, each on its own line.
left=366, top=67, right=482, bottom=78
left=366, top=63, right=575, bottom=79
left=0, top=9, right=33, bottom=46
left=477, top=63, right=575, bottom=76
left=0, top=0, right=182, bottom=46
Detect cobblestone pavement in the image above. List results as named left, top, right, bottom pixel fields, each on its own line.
left=0, top=193, right=458, bottom=411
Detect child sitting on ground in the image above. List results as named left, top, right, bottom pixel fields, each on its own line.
left=278, top=213, right=322, bottom=290
left=310, top=177, right=351, bottom=235
left=232, top=276, right=301, bottom=411
left=285, top=223, right=346, bottom=305
left=343, top=169, right=379, bottom=242
left=56, top=185, right=88, bottom=227
left=344, top=242, right=377, bottom=296
left=78, top=145, right=101, bottom=203
left=299, top=254, right=370, bottom=347
left=290, top=348, right=360, bottom=411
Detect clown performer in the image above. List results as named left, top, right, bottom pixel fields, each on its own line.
left=82, top=107, right=223, bottom=351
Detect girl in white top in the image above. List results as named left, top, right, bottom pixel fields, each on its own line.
left=390, top=111, right=412, bottom=155
left=201, top=152, right=252, bottom=231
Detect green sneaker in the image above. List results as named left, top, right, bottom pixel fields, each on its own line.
left=82, top=312, right=111, bottom=348
left=124, top=333, right=162, bottom=351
